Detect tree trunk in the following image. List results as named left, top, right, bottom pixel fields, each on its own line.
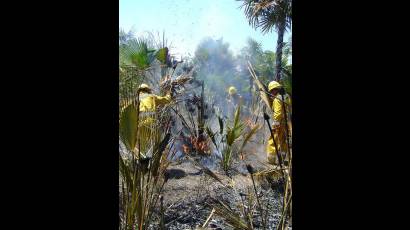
left=275, top=21, right=286, bottom=82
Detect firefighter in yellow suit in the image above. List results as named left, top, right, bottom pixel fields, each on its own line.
left=138, top=83, right=172, bottom=154
left=266, top=81, right=292, bottom=165
left=138, top=84, right=171, bottom=112
left=226, top=86, right=243, bottom=117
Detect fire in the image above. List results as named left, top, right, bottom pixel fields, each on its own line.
left=189, top=136, right=211, bottom=155
left=179, top=134, right=211, bottom=155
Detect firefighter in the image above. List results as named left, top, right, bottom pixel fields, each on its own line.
left=138, top=83, right=171, bottom=112
left=137, top=83, right=172, bottom=154
left=266, top=81, right=292, bottom=166
left=226, top=86, right=243, bottom=117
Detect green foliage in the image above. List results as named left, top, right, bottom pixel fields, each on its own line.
left=222, top=145, right=233, bottom=173
left=238, top=0, right=292, bottom=82
left=119, top=38, right=156, bottom=69
left=119, top=133, right=171, bottom=230
left=191, top=35, right=291, bottom=107
left=226, top=106, right=245, bottom=146
left=240, top=38, right=263, bottom=65
left=282, top=64, right=292, bottom=95
left=257, top=51, right=276, bottom=83
left=155, top=47, right=169, bottom=65
left=238, top=0, right=292, bottom=34
left=119, top=31, right=178, bottom=230
left=283, top=37, right=292, bottom=57
left=222, top=105, right=245, bottom=172
left=119, top=103, right=139, bottom=153
left=119, top=88, right=172, bottom=230
left=237, top=38, right=276, bottom=83
left=222, top=106, right=259, bottom=173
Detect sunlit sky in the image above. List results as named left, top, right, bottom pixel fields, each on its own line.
left=119, top=0, right=291, bottom=57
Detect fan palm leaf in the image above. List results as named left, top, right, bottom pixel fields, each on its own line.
left=119, top=38, right=156, bottom=69
left=119, top=103, right=138, bottom=153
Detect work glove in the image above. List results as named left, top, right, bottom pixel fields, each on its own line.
left=272, top=121, right=280, bottom=130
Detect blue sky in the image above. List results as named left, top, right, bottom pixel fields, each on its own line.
left=119, top=0, right=291, bottom=57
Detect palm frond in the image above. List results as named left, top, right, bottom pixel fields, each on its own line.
left=226, top=123, right=244, bottom=146
left=119, top=38, right=156, bottom=69
left=233, top=104, right=241, bottom=129
left=155, top=47, right=169, bottom=65
left=238, top=0, right=292, bottom=34
left=119, top=103, right=138, bottom=152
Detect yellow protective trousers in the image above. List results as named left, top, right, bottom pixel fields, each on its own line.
left=266, top=94, right=291, bottom=165
left=266, top=123, right=288, bottom=165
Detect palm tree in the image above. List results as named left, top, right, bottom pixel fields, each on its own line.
left=239, top=0, right=292, bottom=81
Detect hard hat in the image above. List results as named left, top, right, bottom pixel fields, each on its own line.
left=138, top=83, right=152, bottom=93
left=139, top=83, right=151, bottom=90
left=228, top=86, right=237, bottom=95
left=268, top=81, right=282, bottom=91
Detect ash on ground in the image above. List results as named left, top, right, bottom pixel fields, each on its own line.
left=147, top=160, right=287, bottom=230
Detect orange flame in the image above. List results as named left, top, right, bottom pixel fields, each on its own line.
left=187, top=136, right=211, bottom=155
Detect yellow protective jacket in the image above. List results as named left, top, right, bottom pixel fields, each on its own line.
left=139, top=93, right=172, bottom=112
left=138, top=93, right=172, bottom=127
left=272, top=94, right=292, bottom=127
left=267, top=93, right=292, bottom=164
left=138, top=93, right=172, bottom=154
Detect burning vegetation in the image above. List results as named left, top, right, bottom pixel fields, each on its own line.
left=119, top=1, right=292, bottom=228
